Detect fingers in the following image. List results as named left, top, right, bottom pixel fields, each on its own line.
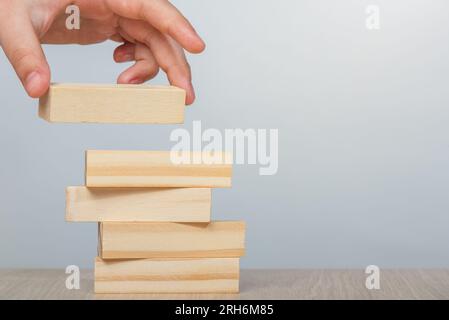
left=106, top=0, right=205, bottom=53
left=115, top=42, right=159, bottom=83
left=119, top=18, right=195, bottom=104
left=0, top=4, right=50, bottom=97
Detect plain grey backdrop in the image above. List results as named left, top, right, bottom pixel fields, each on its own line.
left=1, top=0, right=449, bottom=268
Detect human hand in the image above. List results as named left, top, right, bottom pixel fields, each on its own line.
left=0, top=0, right=205, bottom=104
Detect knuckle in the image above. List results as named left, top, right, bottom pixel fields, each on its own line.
left=10, top=47, right=35, bottom=67
left=164, top=20, right=174, bottom=34
left=142, top=29, right=156, bottom=46
left=164, top=16, right=182, bottom=35
left=168, top=63, right=191, bottom=79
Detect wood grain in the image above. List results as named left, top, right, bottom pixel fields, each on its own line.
left=66, top=186, right=211, bottom=222
left=85, top=150, right=232, bottom=188
left=99, top=221, right=246, bottom=259
left=39, top=83, right=185, bottom=124
left=2, top=269, right=449, bottom=300
left=94, top=257, right=239, bottom=293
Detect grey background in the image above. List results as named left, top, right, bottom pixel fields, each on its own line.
left=1, top=0, right=448, bottom=269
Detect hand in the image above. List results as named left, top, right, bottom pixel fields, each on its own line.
left=0, top=0, right=205, bottom=104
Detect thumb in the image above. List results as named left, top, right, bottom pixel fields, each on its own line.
left=0, top=9, right=50, bottom=98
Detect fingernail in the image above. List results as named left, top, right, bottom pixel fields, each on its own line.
left=120, top=53, right=133, bottom=61
left=122, top=45, right=134, bottom=54
left=25, top=71, right=42, bottom=94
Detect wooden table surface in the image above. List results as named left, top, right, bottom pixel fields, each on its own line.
left=1, top=269, right=449, bottom=300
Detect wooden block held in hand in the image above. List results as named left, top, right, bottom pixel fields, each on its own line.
left=94, top=257, right=239, bottom=294
left=39, top=83, right=185, bottom=124
left=66, top=186, right=211, bottom=222
left=86, top=150, right=232, bottom=188
left=99, top=221, right=246, bottom=259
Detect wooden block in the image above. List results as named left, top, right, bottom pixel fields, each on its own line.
left=39, top=83, right=185, bottom=124
left=94, top=257, right=239, bottom=293
left=66, top=186, right=211, bottom=222
left=86, top=150, right=232, bottom=188
left=99, top=221, right=245, bottom=259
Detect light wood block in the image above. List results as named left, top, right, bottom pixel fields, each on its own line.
left=86, top=150, right=232, bottom=188
left=94, top=257, right=239, bottom=293
left=99, top=221, right=246, bottom=259
left=39, top=83, right=185, bottom=124
left=66, top=186, right=211, bottom=222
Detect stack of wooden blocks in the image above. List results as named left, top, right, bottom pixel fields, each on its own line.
left=39, top=84, right=246, bottom=294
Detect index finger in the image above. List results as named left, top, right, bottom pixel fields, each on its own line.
left=105, top=0, right=205, bottom=53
